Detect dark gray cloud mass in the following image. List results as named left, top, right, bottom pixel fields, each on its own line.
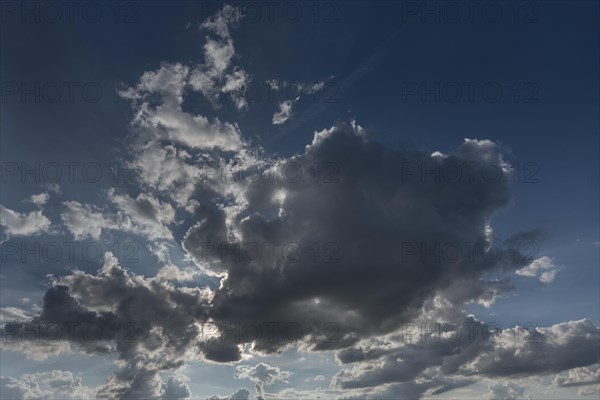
left=201, top=125, right=523, bottom=355
left=3, top=123, right=580, bottom=399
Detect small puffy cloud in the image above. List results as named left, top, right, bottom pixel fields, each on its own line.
left=269, top=80, right=330, bottom=124
left=304, top=374, right=327, bottom=384
left=485, top=381, right=528, bottom=400
left=235, top=363, right=292, bottom=386
left=309, top=81, right=325, bottom=93
left=0, top=204, right=51, bottom=239
left=60, top=192, right=176, bottom=241
left=272, top=99, right=297, bottom=125
left=200, top=4, right=241, bottom=41
left=222, top=69, right=251, bottom=110
left=60, top=201, right=113, bottom=240
left=155, top=263, right=202, bottom=282
left=235, top=363, right=291, bottom=398
left=123, top=143, right=202, bottom=208
left=109, top=189, right=177, bottom=240
left=516, top=256, right=560, bottom=284
left=160, top=376, right=192, bottom=399
left=28, top=192, right=49, bottom=206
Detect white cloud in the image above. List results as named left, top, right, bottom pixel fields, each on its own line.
left=0, top=370, right=94, bottom=400
left=554, top=364, right=600, bottom=395
left=129, top=62, right=246, bottom=151
left=235, top=363, right=291, bottom=398
left=60, top=201, right=113, bottom=240
left=306, top=374, right=326, bottom=382
left=515, top=256, right=560, bottom=284
left=27, top=192, right=49, bottom=206
left=60, top=192, right=176, bottom=242
left=108, top=189, right=176, bottom=240
left=155, top=263, right=202, bottom=282
left=0, top=205, right=51, bottom=239
left=309, top=81, right=325, bottom=93
left=269, top=79, right=330, bottom=125
left=272, top=99, right=297, bottom=125
left=160, top=376, right=191, bottom=399
left=0, top=306, right=30, bottom=322
left=485, top=382, right=529, bottom=400
left=188, top=5, right=249, bottom=110
left=124, top=143, right=201, bottom=208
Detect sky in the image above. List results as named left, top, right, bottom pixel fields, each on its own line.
left=0, top=1, right=599, bottom=399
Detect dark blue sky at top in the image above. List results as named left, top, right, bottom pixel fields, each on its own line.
left=1, top=1, right=599, bottom=327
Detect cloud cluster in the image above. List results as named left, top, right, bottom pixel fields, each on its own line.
left=2, top=253, right=211, bottom=398
left=553, top=364, right=600, bottom=396
left=60, top=190, right=176, bottom=242
left=5, top=122, right=595, bottom=398
left=3, top=5, right=598, bottom=400
left=0, top=370, right=93, bottom=400
left=235, top=362, right=291, bottom=399
left=326, top=283, right=599, bottom=398
left=118, top=15, right=266, bottom=211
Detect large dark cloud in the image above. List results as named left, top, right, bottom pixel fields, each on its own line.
left=3, top=124, right=595, bottom=399
left=195, top=124, right=527, bottom=356
left=1, top=122, right=557, bottom=398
